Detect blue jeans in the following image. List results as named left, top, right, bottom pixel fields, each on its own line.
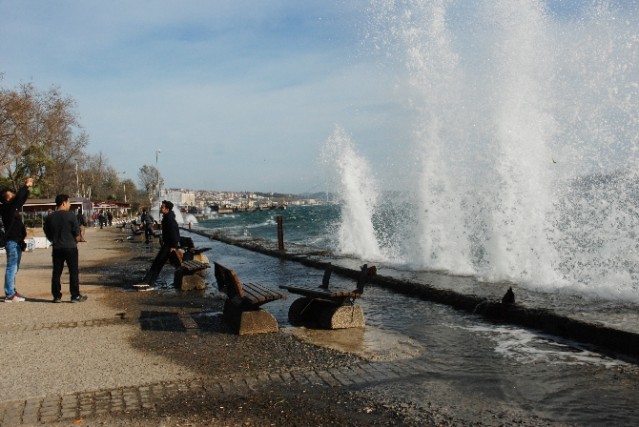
left=4, top=240, right=22, bottom=297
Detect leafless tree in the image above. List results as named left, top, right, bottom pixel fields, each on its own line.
left=0, top=83, right=87, bottom=196
left=138, top=164, right=163, bottom=203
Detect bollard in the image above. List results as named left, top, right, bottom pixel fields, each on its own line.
left=189, top=222, right=192, bottom=230
left=276, top=215, right=284, bottom=251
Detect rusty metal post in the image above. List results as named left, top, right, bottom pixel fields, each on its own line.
left=276, top=215, right=284, bottom=251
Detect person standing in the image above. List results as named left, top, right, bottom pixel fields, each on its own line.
left=43, top=194, right=88, bottom=303
left=138, top=200, right=180, bottom=287
left=1, top=177, right=33, bottom=302
left=141, top=208, right=154, bottom=244
left=76, top=208, right=87, bottom=242
left=98, top=211, right=106, bottom=229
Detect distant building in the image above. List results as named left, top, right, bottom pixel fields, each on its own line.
left=163, top=188, right=196, bottom=211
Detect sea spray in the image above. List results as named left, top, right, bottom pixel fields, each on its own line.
left=478, top=1, right=560, bottom=285
left=361, top=0, right=639, bottom=300
left=321, top=126, right=384, bottom=260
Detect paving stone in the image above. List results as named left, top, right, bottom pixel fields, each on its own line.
left=316, top=370, right=340, bottom=387
left=289, top=370, right=312, bottom=386
left=21, top=411, right=39, bottom=425
left=301, top=370, right=327, bottom=387
left=342, top=365, right=370, bottom=385
left=278, top=371, right=293, bottom=385
left=327, top=367, right=355, bottom=386
left=40, top=414, right=60, bottom=424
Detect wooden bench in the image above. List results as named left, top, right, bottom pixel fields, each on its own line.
left=172, top=238, right=211, bottom=290
left=214, top=262, right=284, bottom=335
left=130, top=223, right=143, bottom=235
left=279, top=264, right=375, bottom=329
left=179, top=237, right=210, bottom=259
left=173, top=258, right=210, bottom=290
left=180, top=259, right=209, bottom=274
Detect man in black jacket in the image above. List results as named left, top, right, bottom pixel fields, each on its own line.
left=44, top=194, right=87, bottom=303
left=1, top=177, right=33, bottom=302
left=138, top=200, right=181, bottom=287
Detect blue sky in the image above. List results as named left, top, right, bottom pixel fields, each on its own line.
left=0, top=1, right=408, bottom=194
left=1, top=1, right=636, bottom=194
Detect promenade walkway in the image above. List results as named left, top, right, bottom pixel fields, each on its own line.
left=0, top=227, right=440, bottom=426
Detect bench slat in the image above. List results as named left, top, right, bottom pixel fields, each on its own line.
left=214, top=262, right=283, bottom=308
left=279, top=284, right=361, bottom=300
left=243, top=282, right=283, bottom=303
left=181, top=260, right=209, bottom=272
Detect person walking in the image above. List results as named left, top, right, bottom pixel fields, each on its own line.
left=137, top=200, right=181, bottom=287
left=43, top=194, right=88, bottom=303
left=1, top=177, right=33, bottom=302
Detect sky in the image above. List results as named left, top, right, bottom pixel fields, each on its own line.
left=1, top=1, right=636, bottom=195
left=0, top=1, right=409, bottom=194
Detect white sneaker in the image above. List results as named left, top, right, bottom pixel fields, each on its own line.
left=4, top=294, right=26, bottom=302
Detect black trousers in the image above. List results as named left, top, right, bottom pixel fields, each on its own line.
left=143, top=245, right=172, bottom=285
left=51, top=247, right=80, bottom=299
left=144, top=224, right=153, bottom=242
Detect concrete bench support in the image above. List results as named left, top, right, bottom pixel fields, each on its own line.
left=280, top=264, right=374, bottom=330
left=215, top=262, right=284, bottom=335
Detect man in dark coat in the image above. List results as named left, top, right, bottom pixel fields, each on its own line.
left=1, top=177, right=33, bottom=302
left=44, top=194, right=88, bottom=303
left=138, top=200, right=181, bottom=287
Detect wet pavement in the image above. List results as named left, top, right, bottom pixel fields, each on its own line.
left=2, top=227, right=638, bottom=426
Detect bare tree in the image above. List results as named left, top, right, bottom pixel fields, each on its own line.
left=138, top=164, right=163, bottom=203
left=1, top=83, right=87, bottom=196
left=0, top=83, right=42, bottom=189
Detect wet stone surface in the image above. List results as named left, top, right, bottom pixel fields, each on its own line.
left=0, top=235, right=583, bottom=426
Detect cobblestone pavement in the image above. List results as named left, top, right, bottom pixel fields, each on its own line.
left=0, top=312, right=423, bottom=426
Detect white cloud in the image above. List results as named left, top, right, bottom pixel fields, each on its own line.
left=1, top=1, right=404, bottom=193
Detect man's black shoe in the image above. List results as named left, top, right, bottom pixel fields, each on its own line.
left=52, top=297, right=62, bottom=303
left=71, top=295, right=88, bottom=303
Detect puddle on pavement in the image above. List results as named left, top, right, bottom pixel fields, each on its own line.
left=283, top=326, right=425, bottom=362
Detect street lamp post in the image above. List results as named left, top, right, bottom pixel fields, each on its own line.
left=156, top=149, right=161, bottom=202
left=120, top=171, right=127, bottom=203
